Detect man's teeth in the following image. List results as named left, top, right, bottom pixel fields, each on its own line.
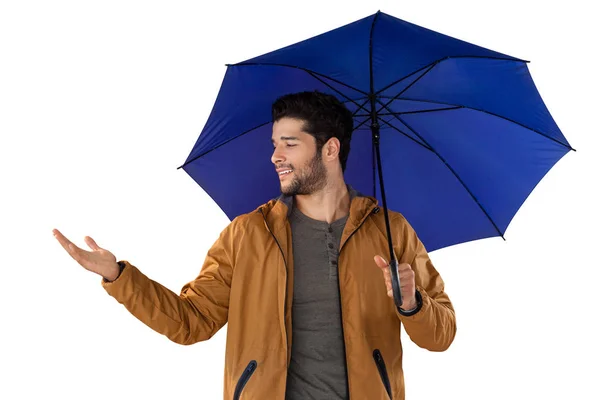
left=279, top=170, right=292, bottom=175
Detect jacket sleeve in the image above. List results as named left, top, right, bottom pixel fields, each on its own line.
left=100, top=219, right=240, bottom=345
left=393, top=214, right=456, bottom=352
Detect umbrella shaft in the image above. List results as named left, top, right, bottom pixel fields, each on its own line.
left=371, top=122, right=395, bottom=263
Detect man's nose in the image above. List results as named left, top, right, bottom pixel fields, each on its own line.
left=271, top=148, right=285, bottom=165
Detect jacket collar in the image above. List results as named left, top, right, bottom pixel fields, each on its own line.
left=277, top=183, right=360, bottom=218
left=259, top=184, right=380, bottom=233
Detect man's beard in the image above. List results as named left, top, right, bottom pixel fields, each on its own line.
left=281, top=151, right=327, bottom=196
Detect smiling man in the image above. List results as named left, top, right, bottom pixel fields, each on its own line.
left=53, top=91, right=456, bottom=400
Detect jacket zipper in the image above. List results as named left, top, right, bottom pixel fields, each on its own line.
left=233, top=360, right=257, bottom=400
left=337, top=205, right=380, bottom=397
left=373, top=349, right=392, bottom=399
left=259, top=208, right=290, bottom=355
left=340, top=206, right=380, bottom=252
left=259, top=208, right=288, bottom=269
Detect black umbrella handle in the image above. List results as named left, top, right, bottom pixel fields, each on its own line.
left=389, top=258, right=403, bottom=308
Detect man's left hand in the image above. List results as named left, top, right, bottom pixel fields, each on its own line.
left=374, top=255, right=417, bottom=310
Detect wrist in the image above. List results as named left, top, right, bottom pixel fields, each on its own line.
left=103, top=261, right=124, bottom=282
left=400, top=299, right=417, bottom=311
left=397, top=290, right=423, bottom=316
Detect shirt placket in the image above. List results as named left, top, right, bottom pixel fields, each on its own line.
left=326, top=226, right=339, bottom=280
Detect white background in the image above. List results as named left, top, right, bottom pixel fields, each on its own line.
left=1, top=0, right=598, bottom=399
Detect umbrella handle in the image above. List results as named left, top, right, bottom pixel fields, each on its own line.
left=389, top=259, right=403, bottom=308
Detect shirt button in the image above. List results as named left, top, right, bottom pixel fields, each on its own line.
left=328, top=227, right=333, bottom=233
left=328, top=243, right=334, bottom=249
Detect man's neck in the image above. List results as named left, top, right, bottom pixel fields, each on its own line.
left=294, top=179, right=350, bottom=224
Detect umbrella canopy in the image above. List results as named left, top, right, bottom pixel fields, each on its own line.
left=180, top=10, right=573, bottom=254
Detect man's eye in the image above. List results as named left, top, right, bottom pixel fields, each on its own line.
left=272, top=143, right=297, bottom=149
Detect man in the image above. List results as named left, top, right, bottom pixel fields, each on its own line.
left=53, top=91, right=456, bottom=399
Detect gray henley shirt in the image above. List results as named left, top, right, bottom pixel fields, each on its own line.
left=284, top=201, right=351, bottom=400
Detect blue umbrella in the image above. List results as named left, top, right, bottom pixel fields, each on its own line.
left=179, top=11, right=574, bottom=307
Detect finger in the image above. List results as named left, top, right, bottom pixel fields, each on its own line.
left=397, top=263, right=413, bottom=272
left=398, top=269, right=415, bottom=282
left=384, top=272, right=391, bottom=283
left=53, top=229, right=77, bottom=253
left=53, top=229, right=88, bottom=262
left=84, top=236, right=101, bottom=251
left=383, top=267, right=390, bottom=280
left=374, top=255, right=388, bottom=269
left=383, top=270, right=391, bottom=290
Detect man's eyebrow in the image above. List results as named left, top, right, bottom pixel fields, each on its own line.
left=271, top=136, right=300, bottom=143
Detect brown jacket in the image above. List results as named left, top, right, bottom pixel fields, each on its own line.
left=102, top=189, right=456, bottom=399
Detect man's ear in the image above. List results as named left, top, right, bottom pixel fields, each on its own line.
left=324, top=137, right=341, bottom=160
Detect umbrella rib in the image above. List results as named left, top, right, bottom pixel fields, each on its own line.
left=354, top=116, right=374, bottom=130
left=375, top=55, right=529, bottom=96
left=350, top=97, right=371, bottom=117
left=304, top=72, right=371, bottom=114
left=380, top=96, right=575, bottom=151
left=394, top=106, right=463, bottom=115
left=376, top=63, right=438, bottom=114
left=230, top=62, right=368, bottom=96
left=355, top=106, right=461, bottom=117
left=376, top=99, right=506, bottom=239
left=177, top=120, right=272, bottom=169
left=375, top=63, right=433, bottom=96
left=341, top=97, right=377, bottom=128
left=376, top=116, right=434, bottom=152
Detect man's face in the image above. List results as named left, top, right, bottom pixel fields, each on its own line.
left=271, top=117, right=327, bottom=196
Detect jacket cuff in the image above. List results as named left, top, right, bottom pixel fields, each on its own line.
left=397, top=289, right=423, bottom=316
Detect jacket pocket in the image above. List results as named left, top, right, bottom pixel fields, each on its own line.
left=373, top=349, right=392, bottom=399
left=233, top=360, right=257, bottom=400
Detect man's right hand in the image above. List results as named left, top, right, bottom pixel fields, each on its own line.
left=52, top=228, right=121, bottom=281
